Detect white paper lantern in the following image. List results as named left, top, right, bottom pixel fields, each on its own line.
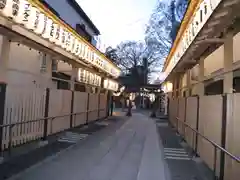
left=83, top=70, right=86, bottom=82
left=24, top=5, right=38, bottom=30
left=93, top=75, right=96, bottom=85
left=85, top=71, right=88, bottom=83
left=0, top=0, right=13, bottom=17
left=91, top=52, right=94, bottom=62
left=88, top=49, right=92, bottom=62
left=74, top=40, right=80, bottom=56
left=89, top=73, right=92, bottom=84
left=90, top=72, right=92, bottom=83
left=77, top=42, right=82, bottom=56
left=210, top=0, right=221, bottom=11
left=103, top=61, right=107, bottom=71
left=34, top=13, right=45, bottom=34
left=42, top=17, right=53, bottom=39
left=12, top=0, right=23, bottom=23
left=55, top=26, right=63, bottom=46
left=83, top=45, right=87, bottom=60
left=60, top=29, right=67, bottom=49
left=104, top=79, right=108, bottom=89
left=88, top=50, right=93, bottom=62
left=49, top=22, right=57, bottom=42
left=79, top=68, right=82, bottom=81
left=96, top=57, right=100, bottom=67
left=10, top=0, right=22, bottom=20
left=65, top=32, right=70, bottom=51
left=70, top=37, right=75, bottom=53
left=52, top=23, right=60, bottom=44
left=66, top=32, right=73, bottom=52
left=84, top=47, right=89, bottom=61
left=99, top=77, right=101, bottom=86
left=93, top=53, right=97, bottom=65
left=79, top=44, right=85, bottom=59
left=81, top=45, right=86, bottom=60
left=70, top=37, right=76, bottom=54
left=20, top=1, right=31, bottom=25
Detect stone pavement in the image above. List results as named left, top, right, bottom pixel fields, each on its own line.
left=8, top=113, right=170, bottom=180
left=155, top=118, right=214, bottom=180
left=0, top=115, right=126, bottom=180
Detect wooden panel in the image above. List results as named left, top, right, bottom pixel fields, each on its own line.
left=73, top=92, right=88, bottom=127
left=178, top=97, right=186, bottom=136
left=169, top=98, right=178, bottom=128
left=204, top=46, right=224, bottom=76
left=185, top=96, right=198, bottom=149
left=88, top=94, right=99, bottom=122
left=99, top=94, right=107, bottom=118
left=2, top=85, right=46, bottom=150
left=48, top=89, right=71, bottom=135
left=233, top=32, right=240, bottom=63
left=224, top=93, right=240, bottom=180
left=198, top=95, right=222, bottom=177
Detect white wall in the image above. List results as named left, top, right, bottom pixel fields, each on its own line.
left=45, top=0, right=97, bottom=38
left=233, top=32, right=240, bottom=63
left=0, top=35, right=57, bottom=88
left=204, top=45, right=224, bottom=77
left=57, top=61, right=72, bottom=76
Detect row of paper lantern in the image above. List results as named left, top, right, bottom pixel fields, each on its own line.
left=78, top=68, right=101, bottom=86
left=104, top=79, right=118, bottom=92
left=164, top=0, right=221, bottom=80
left=0, top=0, right=120, bottom=77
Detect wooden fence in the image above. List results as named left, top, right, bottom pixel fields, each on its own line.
left=1, top=85, right=109, bottom=151
left=168, top=94, right=240, bottom=180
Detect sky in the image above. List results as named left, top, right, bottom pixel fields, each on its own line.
left=76, top=0, right=165, bottom=82
left=76, top=0, right=158, bottom=48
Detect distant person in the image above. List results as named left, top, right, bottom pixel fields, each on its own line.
left=120, top=97, right=125, bottom=111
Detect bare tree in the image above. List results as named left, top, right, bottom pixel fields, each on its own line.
left=109, top=0, right=188, bottom=85
left=145, top=0, right=188, bottom=65
left=176, top=0, right=188, bottom=21
left=145, top=1, right=173, bottom=65
left=115, top=41, right=161, bottom=74
left=105, top=46, right=119, bottom=65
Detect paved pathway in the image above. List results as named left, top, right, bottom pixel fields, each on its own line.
left=9, top=113, right=169, bottom=180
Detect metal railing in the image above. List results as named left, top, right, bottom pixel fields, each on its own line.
left=176, top=117, right=240, bottom=180
left=0, top=109, right=106, bottom=155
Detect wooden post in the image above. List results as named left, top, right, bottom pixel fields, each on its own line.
left=43, top=88, right=50, bottom=140
left=0, top=83, right=7, bottom=152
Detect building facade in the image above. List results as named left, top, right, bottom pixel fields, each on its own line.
left=41, top=0, right=100, bottom=46
left=161, top=1, right=240, bottom=180
left=0, top=0, right=120, bottom=153
left=39, top=0, right=111, bottom=83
